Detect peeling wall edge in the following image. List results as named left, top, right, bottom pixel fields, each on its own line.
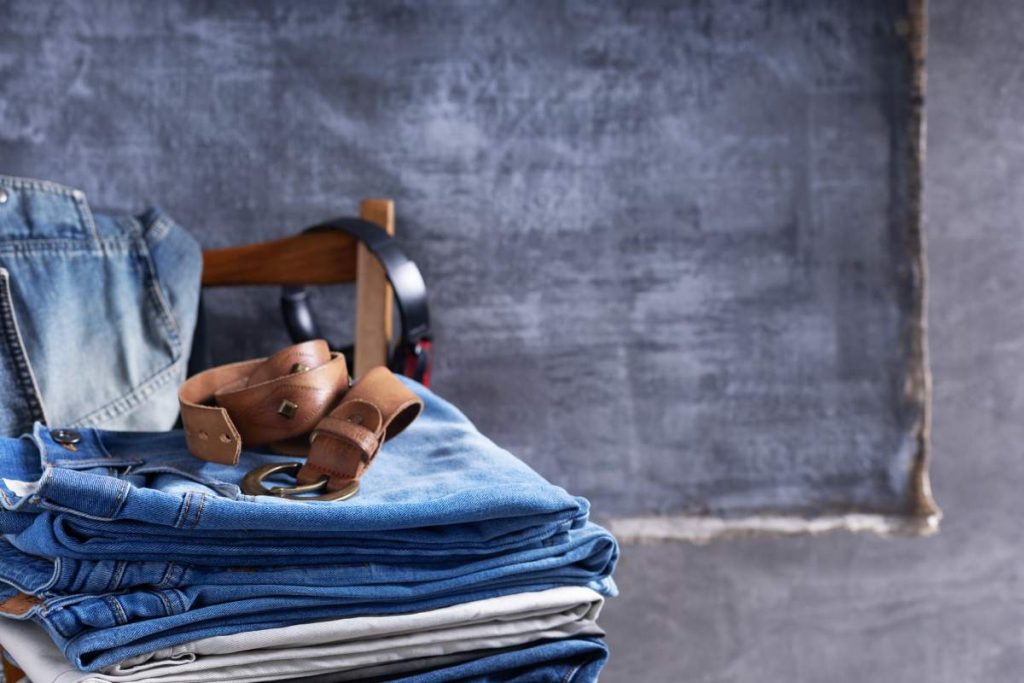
left=906, top=0, right=939, bottom=522
left=607, top=512, right=941, bottom=545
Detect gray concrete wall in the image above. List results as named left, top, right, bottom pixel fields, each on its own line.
left=0, top=0, right=1019, bottom=680
left=601, top=1, right=1024, bottom=680
left=0, top=0, right=927, bottom=522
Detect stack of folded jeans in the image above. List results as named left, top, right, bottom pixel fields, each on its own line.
left=0, top=377, right=618, bottom=682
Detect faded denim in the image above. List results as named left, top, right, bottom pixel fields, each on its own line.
left=0, top=175, right=202, bottom=436
left=0, top=380, right=590, bottom=551
left=0, top=378, right=618, bottom=671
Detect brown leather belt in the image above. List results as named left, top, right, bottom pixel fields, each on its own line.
left=178, top=340, right=423, bottom=501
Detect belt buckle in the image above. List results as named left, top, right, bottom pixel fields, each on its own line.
left=240, top=462, right=359, bottom=502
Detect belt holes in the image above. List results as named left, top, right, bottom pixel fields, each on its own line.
left=198, top=430, right=208, bottom=440
left=219, top=433, right=232, bottom=443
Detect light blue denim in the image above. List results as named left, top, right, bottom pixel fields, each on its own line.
left=0, top=175, right=202, bottom=436
left=0, top=378, right=618, bottom=671
left=0, top=380, right=589, bottom=550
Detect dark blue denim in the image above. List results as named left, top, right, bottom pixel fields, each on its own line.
left=0, top=527, right=616, bottom=598
left=389, top=637, right=608, bottom=683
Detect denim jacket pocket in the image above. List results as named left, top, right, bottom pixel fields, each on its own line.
left=0, top=177, right=201, bottom=434
left=0, top=268, right=47, bottom=436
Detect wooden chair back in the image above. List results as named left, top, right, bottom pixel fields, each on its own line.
left=200, top=198, right=395, bottom=378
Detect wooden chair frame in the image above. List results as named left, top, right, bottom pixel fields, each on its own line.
left=201, top=197, right=395, bottom=377
left=0, top=198, right=396, bottom=682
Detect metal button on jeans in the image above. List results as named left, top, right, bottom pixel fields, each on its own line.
left=0, top=189, right=8, bottom=204
left=51, top=429, right=81, bottom=446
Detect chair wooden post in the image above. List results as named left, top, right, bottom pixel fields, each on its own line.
left=354, top=199, right=395, bottom=378
left=199, top=197, right=397, bottom=377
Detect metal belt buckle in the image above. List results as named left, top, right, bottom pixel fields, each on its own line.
left=241, top=462, right=359, bottom=502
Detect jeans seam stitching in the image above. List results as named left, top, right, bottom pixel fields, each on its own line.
left=189, top=492, right=208, bottom=529
left=137, top=223, right=183, bottom=351
left=0, top=239, right=132, bottom=254
left=146, top=213, right=174, bottom=244
left=171, top=588, right=187, bottom=613
left=68, top=358, right=182, bottom=427
left=105, top=595, right=128, bottom=626
left=0, top=268, right=48, bottom=424
left=561, top=660, right=584, bottom=683
left=157, top=562, right=176, bottom=588
left=175, top=492, right=193, bottom=529
left=0, top=174, right=81, bottom=196
left=70, top=191, right=101, bottom=246
left=104, top=480, right=129, bottom=520
left=45, top=557, right=65, bottom=594
left=109, top=561, right=128, bottom=592
left=154, top=589, right=174, bottom=616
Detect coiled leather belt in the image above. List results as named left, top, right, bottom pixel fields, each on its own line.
left=178, top=340, right=423, bottom=501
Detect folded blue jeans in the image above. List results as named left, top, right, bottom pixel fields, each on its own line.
left=0, top=578, right=614, bottom=671
left=0, top=524, right=617, bottom=669
left=0, top=379, right=618, bottom=671
left=0, top=526, right=616, bottom=598
left=0, top=380, right=587, bottom=552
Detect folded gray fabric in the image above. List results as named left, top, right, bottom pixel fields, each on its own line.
left=0, top=587, right=604, bottom=683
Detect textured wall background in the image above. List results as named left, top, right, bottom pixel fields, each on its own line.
left=602, top=1, right=1024, bottom=680
left=1, top=0, right=1019, bottom=680
left=0, top=0, right=926, bottom=521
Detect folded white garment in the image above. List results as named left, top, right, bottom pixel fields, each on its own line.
left=0, top=587, right=604, bottom=683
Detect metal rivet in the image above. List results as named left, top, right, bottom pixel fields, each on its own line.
left=290, top=363, right=310, bottom=374
left=0, top=189, right=8, bottom=205
left=51, top=429, right=81, bottom=445
left=348, top=413, right=364, bottom=425
left=277, top=399, right=298, bottom=418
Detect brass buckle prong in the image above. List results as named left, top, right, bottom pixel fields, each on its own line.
left=241, top=462, right=359, bottom=502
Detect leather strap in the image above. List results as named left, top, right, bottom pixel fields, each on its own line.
left=300, top=366, right=423, bottom=491
left=280, top=218, right=433, bottom=386
left=178, top=340, right=422, bottom=491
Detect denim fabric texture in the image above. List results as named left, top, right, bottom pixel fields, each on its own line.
left=0, top=378, right=618, bottom=672
left=0, top=175, right=202, bottom=437
left=0, top=587, right=604, bottom=682
left=383, top=637, right=609, bottom=683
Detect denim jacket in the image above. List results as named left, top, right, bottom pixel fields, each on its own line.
left=0, top=175, right=201, bottom=435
